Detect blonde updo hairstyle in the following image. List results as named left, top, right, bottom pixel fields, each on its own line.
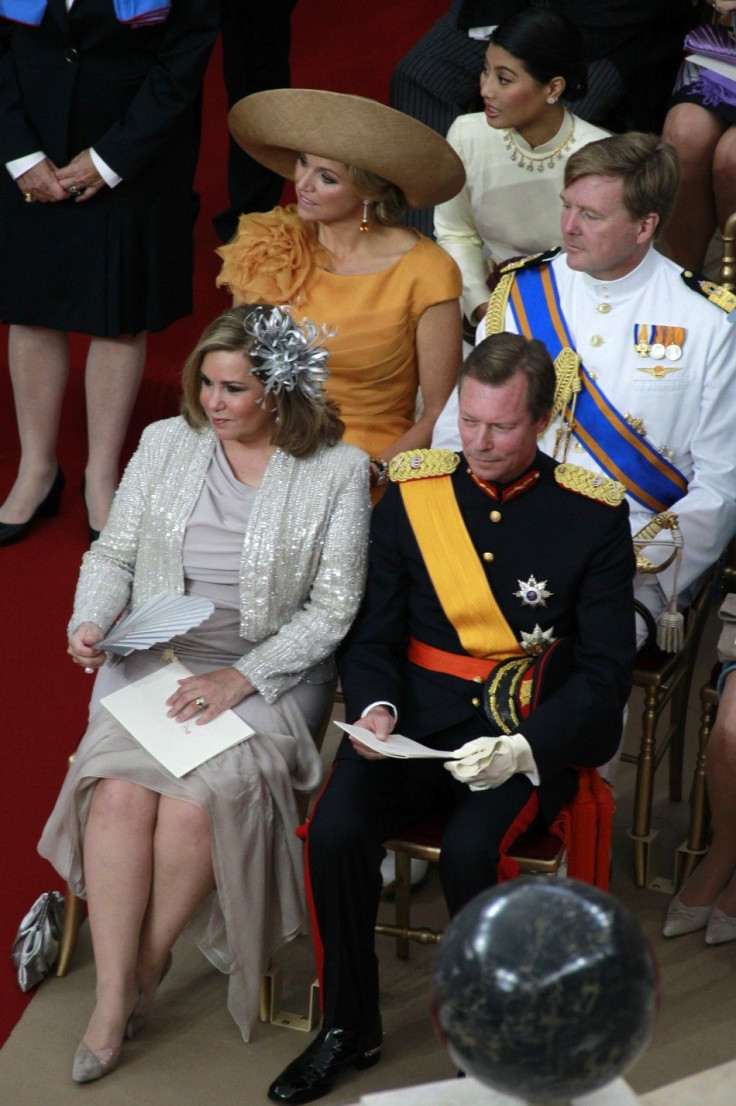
left=181, top=305, right=344, bottom=458
left=348, top=166, right=408, bottom=226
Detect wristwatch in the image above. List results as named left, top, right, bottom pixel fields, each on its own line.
left=371, top=457, right=389, bottom=487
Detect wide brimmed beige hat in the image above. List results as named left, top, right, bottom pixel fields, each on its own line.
left=227, top=88, right=466, bottom=209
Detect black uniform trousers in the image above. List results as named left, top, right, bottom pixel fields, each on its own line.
left=214, top=0, right=298, bottom=241
left=306, top=719, right=557, bottom=1033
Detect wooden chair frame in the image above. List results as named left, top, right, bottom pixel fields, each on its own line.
left=375, top=827, right=565, bottom=960
left=622, top=576, right=713, bottom=889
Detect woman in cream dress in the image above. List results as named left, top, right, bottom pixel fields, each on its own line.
left=434, top=8, right=608, bottom=327
left=38, top=305, right=370, bottom=1080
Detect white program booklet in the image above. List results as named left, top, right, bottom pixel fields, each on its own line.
left=335, top=721, right=458, bottom=759
left=101, top=661, right=254, bottom=777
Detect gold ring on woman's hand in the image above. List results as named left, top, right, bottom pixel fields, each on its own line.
left=195, top=696, right=207, bottom=709
left=23, top=192, right=34, bottom=203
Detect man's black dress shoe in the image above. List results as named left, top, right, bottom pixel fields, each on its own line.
left=0, top=466, right=65, bottom=547
left=268, top=1023, right=382, bottom=1104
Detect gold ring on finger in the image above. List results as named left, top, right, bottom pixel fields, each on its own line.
left=195, top=696, right=207, bottom=709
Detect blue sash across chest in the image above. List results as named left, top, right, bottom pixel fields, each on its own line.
left=0, top=0, right=170, bottom=26
left=508, top=263, right=688, bottom=514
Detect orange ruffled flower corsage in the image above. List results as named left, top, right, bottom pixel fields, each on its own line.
left=215, top=205, right=330, bottom=307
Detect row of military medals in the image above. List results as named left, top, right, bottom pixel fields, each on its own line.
left=633, top=324, right=685, bottom=375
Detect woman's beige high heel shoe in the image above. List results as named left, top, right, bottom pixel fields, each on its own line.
left=705, top=904, right=736, bottom=945
left=71, top=1040, right=121, bottom=1083
left=662, top=895, right=713, bottom=937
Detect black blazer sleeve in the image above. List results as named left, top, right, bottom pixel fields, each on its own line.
left=93, top=0, right=220, bottom=179
left=0, top=18, right=41, bottom=163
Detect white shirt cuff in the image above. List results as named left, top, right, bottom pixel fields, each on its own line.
left=90, top=148, right=122, bottom=188
left=511, top=733, right=540, bottom=786
left=468, top=25, right=496, bottom=41
left=361, top=701, right=398, bottom=722
left=6, top=151, right=46, bottom=181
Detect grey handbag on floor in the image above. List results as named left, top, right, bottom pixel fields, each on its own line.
left=11, top=891, right=66, bottom=992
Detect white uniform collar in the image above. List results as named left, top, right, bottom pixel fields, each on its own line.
left=567, top=247, right=658, bottom=303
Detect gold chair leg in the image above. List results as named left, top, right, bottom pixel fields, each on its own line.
left=631, top=686, right=658, bottom=887
left=393, top=852, right=411, bottom=960
left=676, top=690, right=716, bottom=889
left=56, top=886, right=84, bottom=976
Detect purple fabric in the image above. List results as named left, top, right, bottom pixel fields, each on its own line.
left=0, top=0, right=171, bottom=26
left=685, top=23, right=736, bottom=62
left=693, top=69, right=736, bottom=110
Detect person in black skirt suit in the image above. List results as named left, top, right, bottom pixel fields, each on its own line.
left=0, top=0, right=219, bottom=545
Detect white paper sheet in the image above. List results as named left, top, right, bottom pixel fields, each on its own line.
left=101, top=661, right=254, bottom=777
left=685, top=53, right=736, bottom=80
left=335, top=721, right=458, bottom=759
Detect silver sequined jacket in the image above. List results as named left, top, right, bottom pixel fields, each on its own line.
left=69, top=418, right=371, bottom=702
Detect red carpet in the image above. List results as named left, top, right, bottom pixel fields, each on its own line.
left=0, top=0, right=447, bottom=1047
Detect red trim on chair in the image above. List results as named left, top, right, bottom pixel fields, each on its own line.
left=497, top=791, right=541, bottom=883
left=295, top=764, right=337, bottom=1012
left=548, top=768, right=616, bottom=890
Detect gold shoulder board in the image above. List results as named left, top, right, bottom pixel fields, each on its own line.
left=389, top=449, right=460, bottom=483
left=499, top=246, right=560, bottom=276
left=554, top=463, right=626, bottom=506
left=681, top=270, right=736, bottom=316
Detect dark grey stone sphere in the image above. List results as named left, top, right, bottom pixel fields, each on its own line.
left=432, top=878, right=656, bottom=1103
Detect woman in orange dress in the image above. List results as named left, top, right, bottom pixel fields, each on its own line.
left=216, top=89, right=465, bottom=494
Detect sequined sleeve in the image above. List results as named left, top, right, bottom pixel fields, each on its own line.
left=67, top=420, right=206, bottom=637
left=233, top=445, right=371, bottom=702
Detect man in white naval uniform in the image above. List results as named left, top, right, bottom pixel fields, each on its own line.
left=433, top=132, right=736, bottom=644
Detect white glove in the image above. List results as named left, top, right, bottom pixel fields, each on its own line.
left=444, top=734, right=538, bottom=790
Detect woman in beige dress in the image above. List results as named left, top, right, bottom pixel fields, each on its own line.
left=38, top=304, right=370, bottom=1080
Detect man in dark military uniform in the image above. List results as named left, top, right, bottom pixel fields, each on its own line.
left=268, top=333, right=636, bottom=1105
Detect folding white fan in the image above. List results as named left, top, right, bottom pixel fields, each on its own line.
left=97, top=595, right=215, bottom=656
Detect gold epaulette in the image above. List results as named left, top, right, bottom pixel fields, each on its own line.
left=498, top=246, right=561, bottom=276
left=681, top=269, right=736, bottom=316
left=486, top=249, right=562, bottom=337
left=389, top=449, right=460, bottom=482
left=554, top=463, right=626, bottom=506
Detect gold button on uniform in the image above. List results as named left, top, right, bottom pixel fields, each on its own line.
left=590, top=334, right=604, bottom=347
left=490, top=510, right=502, bottom=522
left=472, top=675, right=483, bottom=684
left=482, top=551, right=494, bottom=562
left=597, top=302, right=611, bottom=314
left=471, top=697, right=481, bottom=708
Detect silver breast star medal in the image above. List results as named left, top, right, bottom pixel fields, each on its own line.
left=514, top=575, right=552, bottom=608
left=520, top=624, right=556, bottom=656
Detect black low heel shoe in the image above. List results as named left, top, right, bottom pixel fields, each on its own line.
left=268, top=1023, right=382, bottom=1105
left=80, top=477, right=101, bottom=543
left=0, top=466, right=65, bottom=547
